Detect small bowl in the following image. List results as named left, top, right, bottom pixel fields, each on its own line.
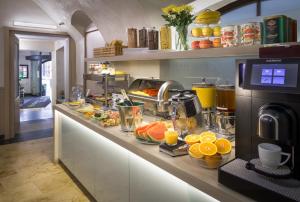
left=189, top=153, right=231, bottom=169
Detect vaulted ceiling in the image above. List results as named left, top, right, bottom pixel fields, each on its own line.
left=0, top=0, right=236, bottom=42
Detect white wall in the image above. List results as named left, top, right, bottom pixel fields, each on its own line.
left=113, top=61, right=160, bottom=80
left=19, top=39, right=55, bottom=52
left=86, top=31, right=106, bottom=58
left=0, top=28, right=4, bottom=87
left=76, top=38, right=85, bottom=86
left=54, top=39, right=70, bottom=99
left=56, top=47, right=65, bottom=99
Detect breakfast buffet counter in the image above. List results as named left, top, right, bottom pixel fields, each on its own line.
left=54, top=104, right=253, bottom=202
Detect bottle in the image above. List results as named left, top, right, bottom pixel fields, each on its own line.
left=160, top=25, right=171, bottom=49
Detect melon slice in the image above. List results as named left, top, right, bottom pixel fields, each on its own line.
left=146, top=123, right=167, bottom=142
left=135, top=122, right=159, bottom=139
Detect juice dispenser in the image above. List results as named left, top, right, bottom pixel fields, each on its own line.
left=215, top=84, right=235, bottom=140
left=192, top=79, right=216, bottom=129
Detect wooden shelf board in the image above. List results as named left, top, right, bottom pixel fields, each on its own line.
left=86, top=45, right=260, bottom=62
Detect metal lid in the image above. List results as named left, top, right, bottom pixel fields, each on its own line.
left=216, top=84, right=235, bottom=89
left=171, top=90, right=196, bottom=101
left=192, top=82, right=215, bottom=88
left=192, top=78, right=215, bottom=88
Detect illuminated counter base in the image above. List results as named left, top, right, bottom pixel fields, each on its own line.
left=54, top=105, right=251, bottom=202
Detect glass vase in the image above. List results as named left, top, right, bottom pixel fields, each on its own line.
left=175, top=26, right=189, bottom=51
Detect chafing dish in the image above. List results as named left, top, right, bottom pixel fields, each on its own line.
left=128, top=78, right=184, bottom=116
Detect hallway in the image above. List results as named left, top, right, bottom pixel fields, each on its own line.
left=0, top=137, right=90, bottom=202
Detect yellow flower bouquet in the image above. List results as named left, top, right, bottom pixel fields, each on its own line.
left=162, top=4, right=195, bottom=50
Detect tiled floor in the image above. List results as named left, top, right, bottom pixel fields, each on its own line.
left=20, top=104, right=53, bottom=122
left=0, top=137, right=90, bottom=202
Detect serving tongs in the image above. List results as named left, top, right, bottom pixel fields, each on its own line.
left=121, top=89, right=134, bottom=106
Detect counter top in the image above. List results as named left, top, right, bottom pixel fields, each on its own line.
left=55, top=104, right=254, bottom=202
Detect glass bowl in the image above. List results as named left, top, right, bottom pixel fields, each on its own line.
left=189, top=152, right=231, bottom=169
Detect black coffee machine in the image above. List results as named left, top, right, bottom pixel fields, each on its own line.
left=219, top=58, right=300, bottom=202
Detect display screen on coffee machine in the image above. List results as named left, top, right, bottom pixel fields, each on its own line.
left=251, top=64, right=298, bottom=87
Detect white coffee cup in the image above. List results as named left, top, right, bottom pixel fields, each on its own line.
left=258, top=143, right=291, bottom=169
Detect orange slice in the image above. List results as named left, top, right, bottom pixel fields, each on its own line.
left=200, top=131, right=216, bottom=138
left=199, top=142, right=217, bottom=156
left=188, top=143, right=203, bottom=159
left=184, top=134, right=201, bottom=145
left=215, top=138, right=232, bottom=154
left=199, top=131, right=217, bottom=143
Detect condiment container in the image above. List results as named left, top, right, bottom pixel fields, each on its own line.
left=128, top=28, right=137, bottom=48
left=240, top=22, right=261, bottom=46
left=216, top=84, right=235, bottom=112
left=192, top=82, right=216, bottom=109
left=139, top=27, right=148, bottom=48
left=148, top=27, right=159, bottom=50
left=160, top=25, right=171, bottom=49
left=262, top=15, right=288, bottom=44
left=221, top=25, right=240, bottom=47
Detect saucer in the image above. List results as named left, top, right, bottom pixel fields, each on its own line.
left=247, top=158, right=292, bottom=177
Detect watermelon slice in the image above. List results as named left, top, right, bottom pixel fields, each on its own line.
left=135, top=122, right=159, bottom=139
left=146, top=123, right=167, bottom=142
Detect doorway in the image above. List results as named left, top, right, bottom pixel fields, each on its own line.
left=2, top=31, right=73, bottom=142
left=17, top=35, right=68, bottom=141
left=19, top=51, right=53, bottom=127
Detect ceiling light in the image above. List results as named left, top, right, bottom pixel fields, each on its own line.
left=13, top=21, right=57, bottom=30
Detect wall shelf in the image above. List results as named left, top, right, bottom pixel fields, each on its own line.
left=85, top=45, right=260, bottom=62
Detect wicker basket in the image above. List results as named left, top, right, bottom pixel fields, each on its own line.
left=93, top=46, right=123, bottom=57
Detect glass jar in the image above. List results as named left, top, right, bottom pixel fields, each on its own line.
left=216, top=84, right=235, bottom=112
left=148, top=27, right=159, bottom=50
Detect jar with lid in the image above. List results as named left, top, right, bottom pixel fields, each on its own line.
left=127, top=28, right=137, bottom=48
left=216, top=84, right=235, bottom=112
left=148, top=27, right=159, bottom=50
left=139, top=27, right=148, bottom=48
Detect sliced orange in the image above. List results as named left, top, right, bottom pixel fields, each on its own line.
left=199, top=142, right=217, bottom=156
left=199, top=131, right=217, bottom=143
left=199, top=135, right=216, bottom=143
left=200, top=131, right=216, bottom=138
left=215, top=138, right=232, bottom=154
left=188, top=143, right=203, bottom=159
left=184, top=134, right=201, bottom=145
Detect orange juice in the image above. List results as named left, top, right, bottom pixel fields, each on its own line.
left=192, top=83, right=216, bottom=109
left=165, top=130, right=179, bottom=145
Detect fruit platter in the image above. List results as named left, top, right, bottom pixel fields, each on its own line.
left=134, top=121, right=173, bottom=144
left=186, top=131, right=232, bottom=169
left=67, top=103, right=120, bottom=127
left=92, top=110, right=120, bottom=127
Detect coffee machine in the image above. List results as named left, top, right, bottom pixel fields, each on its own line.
left=219, top=58, right=300, bottom=202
